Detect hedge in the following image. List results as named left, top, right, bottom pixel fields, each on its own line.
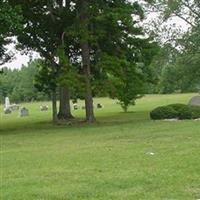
left=150, top=104, right=200, bottom=120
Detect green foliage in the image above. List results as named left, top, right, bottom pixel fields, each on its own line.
left=150, top=103, right=200, bottom=120
left=150, top=105, right=178, bottom=120
left=159, top=65, right=180, bottom=94
left=178, top=106, right=193, bottom=120
left=145, top=0, right=200, bottom=94
left=190, top=105, right=200, bottom=119
left=56, top=46, right=80, bottom=90
left=168, top=104, right=193, bottom=120
left=34, top=59, right=58, bottom=94
left=0, top=60, right=49, bottom=103
left=0, top=1, right=22, bottom=64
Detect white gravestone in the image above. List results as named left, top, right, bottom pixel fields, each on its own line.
left=5, top=97, right=10, bottom=109
left=40, top=105, right=48, bottom=111
left=4, top=97, right=12, bottom=114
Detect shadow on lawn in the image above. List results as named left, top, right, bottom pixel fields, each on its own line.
left=0, top=111, right=150, bottom=135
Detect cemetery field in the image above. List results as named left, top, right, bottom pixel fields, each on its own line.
left=1, top=94, right=200, bottom=200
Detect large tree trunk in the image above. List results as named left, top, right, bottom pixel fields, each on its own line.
left=57, top=86, right=74, bottom=120
left=80, top=0, right=95, bottom=123
left=52, top=90, right=58, bottom=123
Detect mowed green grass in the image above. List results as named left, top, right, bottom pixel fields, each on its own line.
left=1, top=94, right=200, bottom=200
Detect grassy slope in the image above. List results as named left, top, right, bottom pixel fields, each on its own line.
left=1, top=94, right=200, bottom=200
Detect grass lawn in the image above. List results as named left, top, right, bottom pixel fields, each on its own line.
left=1, top=94, right=200, bottom=200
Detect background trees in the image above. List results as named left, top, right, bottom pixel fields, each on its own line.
left=1, top=0, right=199, bottom=122
left=0, top=60, right=49, bottom=104
left=0, top=1, right=22, bottom=65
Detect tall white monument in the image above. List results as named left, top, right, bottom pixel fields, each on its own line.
left=5, top=97, right=11, bottom=109
left=4, top=97, right=19, bottom=114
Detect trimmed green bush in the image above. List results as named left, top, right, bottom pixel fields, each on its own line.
left=190, top=105, right=200, bottom=119
left=168, top=104, right=193, bottom=119
left=150, top=106, right=178, bottom=120
left=168, top=104, right=188, bottom=112
left=150, top=104, right=200, bottom=120
left=178, top=106, right=193, bottom=119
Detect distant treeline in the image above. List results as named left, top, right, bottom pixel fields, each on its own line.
left=0, top=60, right=49, bottom=104
left=0, top=57, right=199, bottom=105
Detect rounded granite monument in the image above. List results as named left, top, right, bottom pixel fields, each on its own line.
left=188, top=96, right=200, bottom=106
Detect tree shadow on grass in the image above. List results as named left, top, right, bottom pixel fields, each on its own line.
left=0, top=111, right=150, bottom=136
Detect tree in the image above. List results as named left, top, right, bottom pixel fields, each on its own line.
left=69, top=0, right=158, bottom=114
left=0, top=1, right=22, bottom=64
left=142, top=0, right=200, bottom=94
left=78, top=0, right=95, bottom=123
left=9, top=0, right=75, bottom=121
left=87, top=1, right=158, bottom=112
left=0, top=61, right=49, bottom=104
left=7, top=0, right=159, bottom=120
left=34, top=59, right=58, bottom=123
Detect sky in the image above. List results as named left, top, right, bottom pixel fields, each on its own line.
left=0, top=6, right=189, bottom=70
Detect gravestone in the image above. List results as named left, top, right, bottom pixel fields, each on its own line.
left=4, top=97, right=12, bottom=114
left=11, top=104, right=20, bottom=111
left=97, top=103, right=103, bottom=109
left=188, top=96, right=200, bottom=106
left=73, top=104, right=78, bottom=110
left=40, top=105, right=48, bottom=111
left=4, top=97, right=19, bottom=112
left=4, top=108, right=12, bottom=114
left=5, top=97, right=10, bottom=109
left=72, top=99, right=77, bottom=104
left=20, top=107, right=29, bottom=117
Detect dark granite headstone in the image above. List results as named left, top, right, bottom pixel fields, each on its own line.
left=20, top=107, right=29, bottom=117
left=97, top=103, right=103, bottom=109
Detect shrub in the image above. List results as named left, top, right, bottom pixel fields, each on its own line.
left=150, top=103, right=200, bottom=120
left=150, top=106, right=178, bottom=120
left=178, top=106, right=193, bottom=119
left=190, top=105, right=200, bottom=119
left=168, top=104, right=188, bottom=112
left=168, top=104, right=193, bottom=119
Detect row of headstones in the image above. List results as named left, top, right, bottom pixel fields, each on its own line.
left=4, top=105, right=49, bottom=116
left=4, top=107, right=30, bottom=117
left=73, top=103, right=103, bottom=110
left=3, top=96, right=200, bottom=116
left=4, top=103, right=103, bottom=117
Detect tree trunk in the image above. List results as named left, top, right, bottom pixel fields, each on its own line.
left=80, top=0, right=95, bottom=123
left=52, top=90, right=58, bottom=123
left=57, top=86, right=74, bottom=120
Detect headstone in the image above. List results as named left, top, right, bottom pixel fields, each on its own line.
left=97, top=103, right=103, bottom=109
left=40, top=105, right=48, bottom=111
left=73, top=104, right=78, bottom=110
left=5, top=97, right=10, bottom=109
left=11, top=104, right=20, bottom=111
left=4, top=108, right=12, bottom=114
left=4, top=97, right=19, bottom=112
left=20, top=107, right=29, bottom=117
left=4, top=97, right=12, bottom=114
left=188, top=96, right=200, bottom=106
left=72, top=99, right=77, bottom=104
left=163, top=118, right=178, bottom=122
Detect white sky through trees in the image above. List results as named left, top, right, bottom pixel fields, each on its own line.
left=0, top=1, right=189, bottom=70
